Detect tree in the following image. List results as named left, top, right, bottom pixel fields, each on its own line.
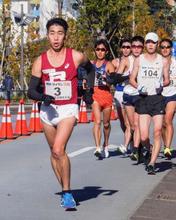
left=0, top=0, right=12, bottom=78
left=74, top=0, right=154, bottom=58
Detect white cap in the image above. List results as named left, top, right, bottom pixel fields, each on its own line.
left=145, top=32, right=159, bottom=43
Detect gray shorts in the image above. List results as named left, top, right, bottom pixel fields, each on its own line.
left=40, top=103, right=79, bottom=126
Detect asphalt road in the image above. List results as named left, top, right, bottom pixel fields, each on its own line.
left=0, top=120, right=176, bottom=220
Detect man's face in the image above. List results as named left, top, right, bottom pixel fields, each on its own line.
left=95, top=43, right=107, bottom=60
left=121, top=42, right=131, bottom=57
left=145, top=40, right=158, bottom=54
left=131, top=41, right=143, bottom=57
left=160, top=41, right=172, bottom=57
left=47, top=24, right=66, bottom=51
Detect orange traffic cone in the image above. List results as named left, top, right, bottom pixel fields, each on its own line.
left=78, top=99, right=89, bottom=123
left=110, top=102, right=118, bottom=120
left=29, top=101, right=43, bottom=132
left=14, top=99, right=31, bottom=136
left=0, top=100, right=16, bottom=139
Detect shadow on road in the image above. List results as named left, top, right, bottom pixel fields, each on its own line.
left=56, top=186, right=118, bottom=206
left=155, top=161, right=174, bottom=173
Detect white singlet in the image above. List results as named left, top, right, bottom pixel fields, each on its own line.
left=137, top=54, right=163, bottom=96
left=123, top=55, right=139, bottom=95
left=162, top=57, right=176, bottom=97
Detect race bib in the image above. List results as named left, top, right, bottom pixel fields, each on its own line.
left=170, top=77, right=176, bottom=87
left=45, top=81, right=72, bottom=100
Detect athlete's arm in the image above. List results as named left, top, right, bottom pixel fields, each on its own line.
left=129, top=57, right=139, bottom=88
left=112, top=58, right=120, bottom=72
left=106, top=61, right=115, bottom=73
left=162, top=57, right=170, bottom=87
left=117, top=57, right=128, bottom=74
left=106, top=61, right=129, bottom=85
left=27, top=56, right=54, bottom=105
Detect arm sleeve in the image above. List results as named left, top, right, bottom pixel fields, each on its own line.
left=27, top=75, right=45, bottom=101
left=106, top=72, right=129, bottom=86
left=79, top=60, right=95, bottom=88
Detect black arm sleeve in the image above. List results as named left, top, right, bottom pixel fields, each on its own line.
left=27, top=75, right=44, bottom=101
left=106, top=72, right=129, bottom=86
left=79, top=60, right=93, bottom=73
left=79, top=60, right=95, bottom=88
left=27, top=75, right=55, bottom=106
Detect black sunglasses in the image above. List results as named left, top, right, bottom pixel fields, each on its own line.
left=95, top=48, right=106, bottom=52
left=160, top=45, right=171, bottom=49
left=131, top=45, right=143, bottom=49
left=121, top=46, right=131, bottom=49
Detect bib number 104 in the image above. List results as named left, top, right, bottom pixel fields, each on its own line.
left=144, top=70, right=158, bottom=77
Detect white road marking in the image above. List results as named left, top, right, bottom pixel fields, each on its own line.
left=68, top=144, right=119, bottom=158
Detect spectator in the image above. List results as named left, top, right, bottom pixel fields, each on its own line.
left=3, top=74, right=14, bottom=102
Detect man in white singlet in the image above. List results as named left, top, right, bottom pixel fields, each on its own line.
left=130, top=32, right=170, bottom=174
left=160, top=39, right=176, bottom=158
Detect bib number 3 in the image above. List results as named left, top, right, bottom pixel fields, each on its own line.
left=45, top=81, right=72, bottom=100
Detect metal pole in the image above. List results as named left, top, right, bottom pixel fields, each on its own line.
left=20, top=4, right=24, bottom=95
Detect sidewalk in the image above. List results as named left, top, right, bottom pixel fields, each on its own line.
left=130, top=163, right=176, bottom=220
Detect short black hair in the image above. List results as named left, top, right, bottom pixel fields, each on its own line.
left=160, top=38, right=173, bottom=47
left=94, top=39, right=109, bottom=51
left=46, top=17, right=68, bottom=33
left=131, top=36, right=144, bottom=45
left=120, top=39, right=131, bottom=47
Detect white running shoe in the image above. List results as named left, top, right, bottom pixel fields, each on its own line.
left=118, top=144, right=127, bottom=154
left=104, top=148, right=109, bottom=158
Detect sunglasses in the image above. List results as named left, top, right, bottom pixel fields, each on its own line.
left=95, top=48, right=106, bottom=52
left=121, top=46, right=131, bottom=49
left=160, top=45, right=171, bottom=49
left=131, top=45, right=143, bottom=49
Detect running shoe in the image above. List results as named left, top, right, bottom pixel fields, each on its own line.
left=146, top=164, right=156, bottom=175
left=104, top=148, right=109, bottom=158
left=94, top=148, right=102, bottom=158
left=137, top=145, right=144, bottom=164
left=60, top=192, right=76, bottom=209
left=118, top=144, right=127, bottom=154
left=142, top=147, right=151, bottom=165
left=130, top=152, right=138, bottom=161
left=164, top=147, right=172, bottom=158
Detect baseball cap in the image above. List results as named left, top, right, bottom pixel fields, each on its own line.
left=145, top=32, right=159, bottom=43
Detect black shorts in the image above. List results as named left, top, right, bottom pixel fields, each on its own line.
left=135, top=95, right=165, bottom=116
left=163, top=94, right=176, bottom=106
left=123, top=93, right=140, bottom=107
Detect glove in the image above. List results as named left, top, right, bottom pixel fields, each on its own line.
left=155, top=81, right=163, bottom=94
left=83, top=88, right=94, bottom=105
left=138, top=85, right=148, bottom=95
left=42, top=94, right=55, bottom=106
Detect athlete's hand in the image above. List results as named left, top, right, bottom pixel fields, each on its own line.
left=155, top=81, right=163, bottom=95
left=82, top=79, right=87, bottom=90
left=42, top=94, right=55, bottom=106
left=138, top=85, right=148, bottom=96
